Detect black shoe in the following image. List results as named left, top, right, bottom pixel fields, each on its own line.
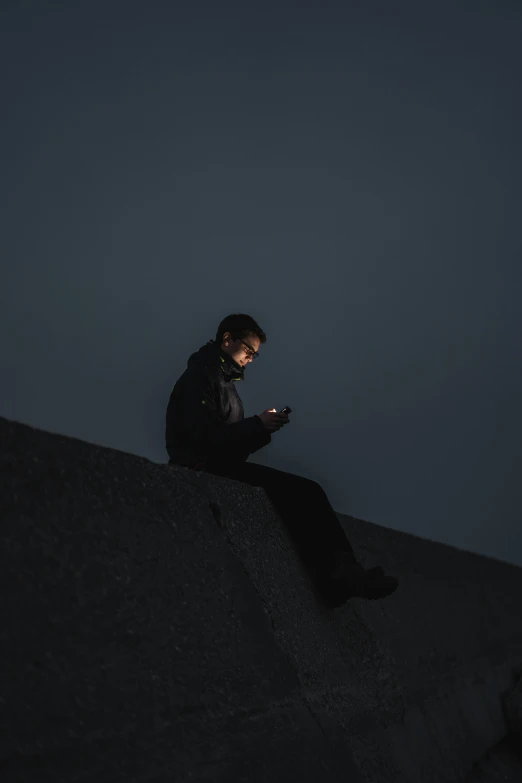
left=364, top=565, right=385, bottom=578
left=320, top=560, right=399, bottom=607
left=354, top=572, right=399, bottom=600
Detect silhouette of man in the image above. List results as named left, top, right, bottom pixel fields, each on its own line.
left=166, top=313, right=398, bottom=608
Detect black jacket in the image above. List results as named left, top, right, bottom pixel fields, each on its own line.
left=165, top=339, right=271, bottom=470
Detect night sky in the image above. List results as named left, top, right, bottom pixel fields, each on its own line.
left=2, top=1, right=521, bottom=567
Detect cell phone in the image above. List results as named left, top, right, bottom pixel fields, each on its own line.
left=279, top=406, right=292, bottom=415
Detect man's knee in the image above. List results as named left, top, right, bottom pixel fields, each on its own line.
left=306, top=478, right=325, bottom=496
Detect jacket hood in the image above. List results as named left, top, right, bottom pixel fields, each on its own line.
left=187, top=339, right=245, bottom=382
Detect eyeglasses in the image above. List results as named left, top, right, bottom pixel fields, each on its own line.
left=238, top=338, right=259, bottom=360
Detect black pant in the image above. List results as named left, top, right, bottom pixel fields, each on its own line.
left=201, top=458, right=358, bottom=577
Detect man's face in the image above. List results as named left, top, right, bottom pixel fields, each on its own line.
left=221, top=332, right=261, bottom=368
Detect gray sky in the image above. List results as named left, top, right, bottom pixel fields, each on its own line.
left=2, top=0, right=521, bottom=567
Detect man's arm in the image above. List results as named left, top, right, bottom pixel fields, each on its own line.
left=170, top=368, right=267, bottom=460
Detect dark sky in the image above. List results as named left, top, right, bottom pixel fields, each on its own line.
left=2, top=0, right=521, bottom=567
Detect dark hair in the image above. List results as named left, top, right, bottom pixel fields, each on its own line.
left=215, top=313, right=267, bottom=346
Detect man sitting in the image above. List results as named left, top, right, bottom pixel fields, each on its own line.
left=166, top=312, right=399, bottom=608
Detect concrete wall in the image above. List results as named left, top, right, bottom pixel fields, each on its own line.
left=2, top=415, right=522, bottom=782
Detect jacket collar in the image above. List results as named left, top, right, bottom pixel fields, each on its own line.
left=188, top=339, right=244, bottom=382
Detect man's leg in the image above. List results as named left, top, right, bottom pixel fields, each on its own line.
left=203, top=459, right=358, bottom=578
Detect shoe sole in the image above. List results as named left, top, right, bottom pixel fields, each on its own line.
left=320, top=575, right=399, bottom=607
left=358, top=579, right=399, bottom=600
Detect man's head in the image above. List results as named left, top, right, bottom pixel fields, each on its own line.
left=216, top=313, right=266, bottom=369
left=221, top=331, right=261, bottom=368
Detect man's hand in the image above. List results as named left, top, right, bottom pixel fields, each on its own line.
left=257, top=408, right=290, bottom=433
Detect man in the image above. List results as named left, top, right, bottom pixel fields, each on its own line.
left=166, top=313, right=398, bottom=608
